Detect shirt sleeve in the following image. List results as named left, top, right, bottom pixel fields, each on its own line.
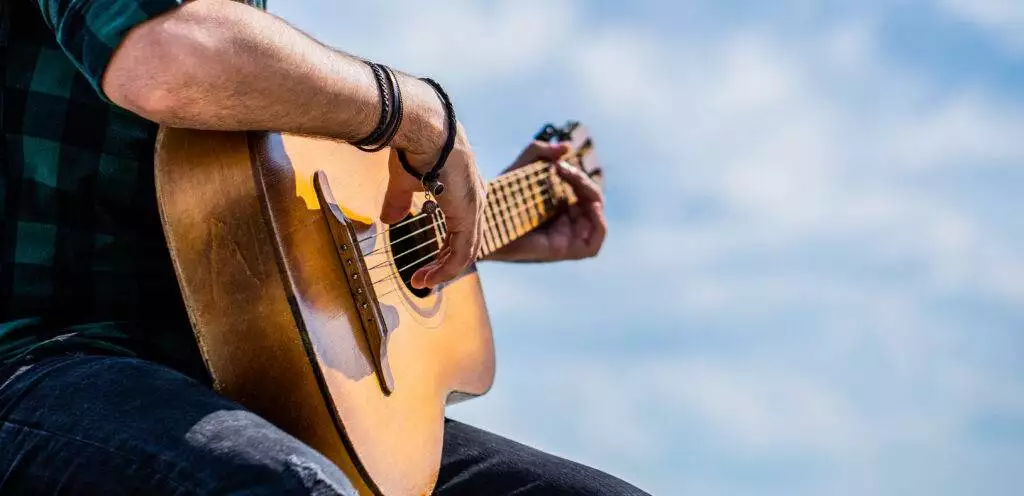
left=35, top=0, right=183, bottom=100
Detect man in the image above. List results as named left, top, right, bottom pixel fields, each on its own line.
left=0, top=0, right=648, bottom=494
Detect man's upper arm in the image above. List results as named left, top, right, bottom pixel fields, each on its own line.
left=35, top=0, right=182, bottom=100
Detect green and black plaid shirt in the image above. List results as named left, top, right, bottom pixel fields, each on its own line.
left=1, top=0, right=262, bottom=372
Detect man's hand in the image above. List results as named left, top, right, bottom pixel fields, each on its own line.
left=485, top=141, right=607, bottom=263
left=381, top=120, right=486, bottom=290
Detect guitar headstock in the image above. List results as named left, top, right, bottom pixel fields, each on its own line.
left=535, top=121, right=604, bottom=188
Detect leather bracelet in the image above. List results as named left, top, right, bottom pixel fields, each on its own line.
left=374, top=66, right=404, bottom=153
left=353, top=62, right=403, bottom=153
left=397, top=77, right=456, bottom=199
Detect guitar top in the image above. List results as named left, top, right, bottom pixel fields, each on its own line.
left=155, top=122, right=601, bottom=495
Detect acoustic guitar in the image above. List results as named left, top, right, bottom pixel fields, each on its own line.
left=154, top=122, right=602, bottom=495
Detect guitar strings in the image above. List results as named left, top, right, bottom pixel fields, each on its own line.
left=353, top=165, right=554, bottom=244
left=356, top=177, right=557, bottom=264
left=364, top=237, right=437, bottom=272
left=369, top=189, right=554, bottom=286
left=367, top=182, right=555, bottom=274
left=358, top=176, right=553, bottom=261
left=369, top=193, right=556, bottom=295
left=367, top=187, right=557, bottom=294
left=362, top=222, right=438, bottom=258
left=354, top=166, right=548, bottom=245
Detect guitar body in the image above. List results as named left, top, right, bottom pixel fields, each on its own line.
left=154, top=129, right=496, bottom=496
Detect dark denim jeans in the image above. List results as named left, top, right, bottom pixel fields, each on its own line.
left=0, top=354, right=647, bottom=495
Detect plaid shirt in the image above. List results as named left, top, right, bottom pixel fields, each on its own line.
left=1, top=0, right=264, bottom=372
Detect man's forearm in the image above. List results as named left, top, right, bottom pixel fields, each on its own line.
left=103, top=0, right=442, bottom=153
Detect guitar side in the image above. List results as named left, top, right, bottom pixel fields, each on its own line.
left=154, top=128, right=496, bottom=496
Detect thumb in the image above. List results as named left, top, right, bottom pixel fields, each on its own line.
left=536, top=142, right=573, bottom=162
left=508, top=141, right=574, bottom=172
left=381, top=153, right=418, bottom=224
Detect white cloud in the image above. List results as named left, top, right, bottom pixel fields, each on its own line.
left=476, top=14, right=1024, bottom=494
left=272, top=1, right=1024, bottom=494
left=272, top=0, right=575, bottom=84
left=941, top=0, right=1024, bottom=53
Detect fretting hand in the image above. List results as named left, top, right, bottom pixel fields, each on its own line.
left=485, top=141, right=608, bottom=263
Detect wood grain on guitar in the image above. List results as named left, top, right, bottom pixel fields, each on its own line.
left=154, top=122, right=602, bottom=495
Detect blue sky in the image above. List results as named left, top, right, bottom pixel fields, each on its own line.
left=272, top=1, right=1024, bottom=494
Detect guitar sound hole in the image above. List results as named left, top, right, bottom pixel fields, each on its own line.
left=388, top=213, right=442, bottom=298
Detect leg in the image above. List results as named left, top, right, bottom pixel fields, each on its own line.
left=435, top=419, right=649, bottom=496
left=0, top=354, right=356, bottom=495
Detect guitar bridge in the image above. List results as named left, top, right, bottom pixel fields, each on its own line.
left=312, top=170, right=395, bottom=395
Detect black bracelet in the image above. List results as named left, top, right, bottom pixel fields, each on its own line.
left=353, top=61, right=404, bottom=152
left=397, top=77, right=456, bottom=198
left=352, top=62, right=388, bottom=150
left=376, top=66, right=404, bottom=152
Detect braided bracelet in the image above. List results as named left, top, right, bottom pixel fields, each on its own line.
left=352, top=62, right=403, bottom=153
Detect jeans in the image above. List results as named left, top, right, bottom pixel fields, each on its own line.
left=0, top=354, right=648, bottom=495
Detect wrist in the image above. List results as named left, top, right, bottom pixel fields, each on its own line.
left=391, top=75, right=446, bottom=173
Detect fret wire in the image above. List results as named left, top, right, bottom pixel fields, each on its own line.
left=367, top=177, right=555, bottom=276
left=482, top=210, right=495, bottom=255
left=415, top=177, right=554, bottom=270
left=492, top=179, right=512, bottom=245
left=368, top=166, right=562, bottom=283
left=523, top=171, right=542, bottom=227
left=354, top=163, right=552, bottom=245
left=500, top=178, right=517, bottom=240
left=373, top=164, right=570, bottom=291
left=483, top=185, right=497, bottom=248
left=371, top=196, right=552, bottom=290
left=499, top=170, right=557, bottom=243
left=500, top=175, right=519, bottom=238
left=486, top=181, right=502, bottom=246
left=527, top=170, right=541, bottom=214
left=517, top=175, right=532, bottom=234
left=487, top=172, right=549, bottom=248
left=533, top=171, right=548, bottom=220
left=490, top=164, right=549, bottom=243
left=528, top=173, right=541, bottom=226
left=505, top=175, right=524, bottom=237
left=478, top=186, right=490, bottom=252
left=370, top=186, right=557, bottom=289
left=514, top=172, right=531, bottom=230
left=520, top=175, right=534, bottom=234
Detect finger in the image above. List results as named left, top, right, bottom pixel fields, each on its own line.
left=532, top=141, right=573, bottom=162
left=583, top=201, right=607, bottom=256
left=381, top=156, right=418, bottom=224
left=421, top=220, right=471, bottom=288
left=508, top=141, right=574, bottom=171
left=381, top=184, right=414, bottom=225
left=548, top=215, right=573, bottom=260
left=410, top=267, right=428, bottom=289
left=574, top=215, right=594, bottom=243
left=423, top=228, right=475, bottom=287
left=556, top=161, right=603, bottom=204
left=567, top=204, right=582, bottom=222
left=411, top=245, right=451, bottom=289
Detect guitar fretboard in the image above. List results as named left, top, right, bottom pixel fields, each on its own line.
left=476, top=162, right=576, bottom=259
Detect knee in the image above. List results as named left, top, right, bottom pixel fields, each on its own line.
left=521, top=462, right=649, bottom=496
left=466, top=448, right=647, bottom=496
left=179, top=410, right=356, bottom=495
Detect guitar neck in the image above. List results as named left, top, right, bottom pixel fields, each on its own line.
left=476, top=162, right=576, bottom=259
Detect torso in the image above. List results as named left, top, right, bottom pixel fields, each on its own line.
left=0, top=0, right=197, bottom=372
